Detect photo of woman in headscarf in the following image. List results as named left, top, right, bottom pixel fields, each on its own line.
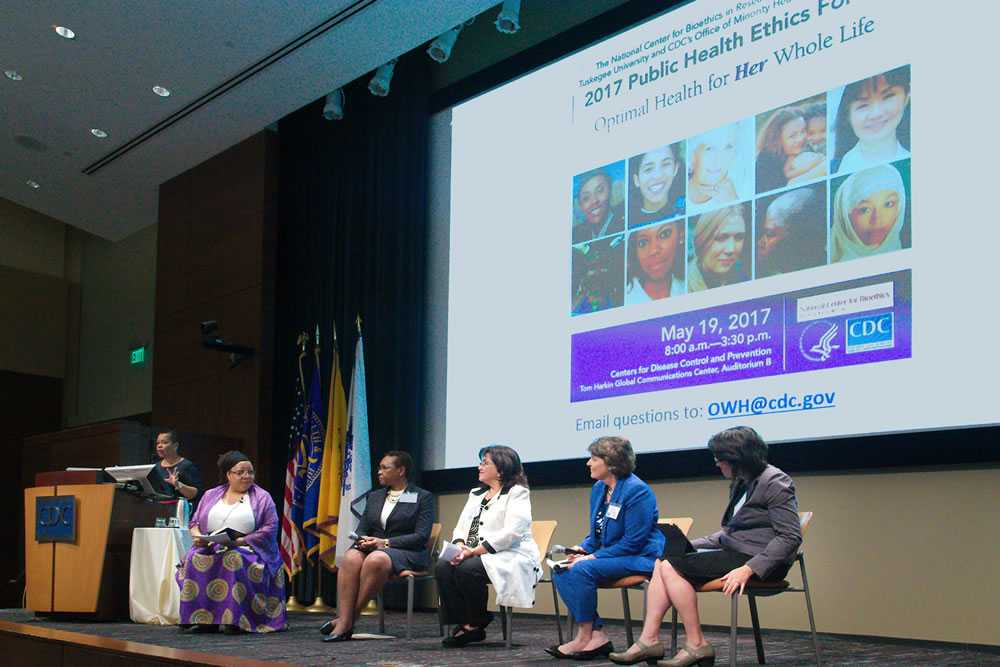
left=831, top=65, right=911, bottom=174
left=627, top=142, right=686, bottom=228
left=686, top=121, right=753, bottom=215
left=830, top=161, right=910, bottom=263
left=755, top=184, right=828, bottom=279
left=572, top=163, right=627, bottom=244
left=687, top=203, right=751, bottom=292
left=625, top=220, right=686, bottom=305
left=755, top=97, right=827, bottom=194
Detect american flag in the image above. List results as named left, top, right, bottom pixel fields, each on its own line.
left=279, top=378, right=306, bottom=576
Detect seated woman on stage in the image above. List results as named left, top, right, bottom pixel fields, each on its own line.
left=435, top=445, right=541, bottom=648
left=547, top=436, right=664, bottom=661
left=320, top=451, right=434, bottom=642
left=176, top=451, right=286, bottom=633
left=608, top=427, right=801, bottom=667
left=150, top=430, right=202, bottom=506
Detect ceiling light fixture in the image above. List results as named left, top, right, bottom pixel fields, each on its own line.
left=495, top=0, right=522, bottom=34
left=54, top=26, right=76, bottom=39
left=368, top=59, right=398, bottom=97
left=322, top=88, right=345, bottom=121
left=26, top=179, right=41, bottom=189
left=152, top=85, right=171, bottom=97
left=4, top=70, right=23, bottom=81
left=90, top=128, right=108, bottom=138
left=427, top=24, right=465, bottom=63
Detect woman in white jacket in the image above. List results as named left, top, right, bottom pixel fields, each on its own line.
left=435, top=445, right=541, bottom=648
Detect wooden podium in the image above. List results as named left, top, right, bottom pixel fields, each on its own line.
left=24, top=471, right=173, bottom=620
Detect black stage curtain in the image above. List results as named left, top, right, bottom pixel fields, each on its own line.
left=271, top=55, right=431, bottom=496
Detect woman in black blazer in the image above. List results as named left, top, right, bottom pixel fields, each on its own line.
left=321, top=451, right=434, bottom=642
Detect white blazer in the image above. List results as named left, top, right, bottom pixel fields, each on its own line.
left=451, top=484, right=541, bottom=608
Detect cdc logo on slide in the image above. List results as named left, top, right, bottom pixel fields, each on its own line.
left=846, top=313, right=893, bottom=354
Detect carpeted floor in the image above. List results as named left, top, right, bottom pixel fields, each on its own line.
left=1, top=608, right=997, bottom=666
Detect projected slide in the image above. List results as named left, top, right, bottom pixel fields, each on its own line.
left=442, top=0, right=998, bottom=467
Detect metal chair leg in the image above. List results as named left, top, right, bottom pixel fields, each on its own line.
left=505, top=605, right=513, bottom=648
left=729, top=592, right=739, bottom=667
left=551, top=580, right=564, bottom=644
left=436, top=583, right=447, bottom=637
left=621, top=588, right=634, bottom=646
left=799, top=555, right=822, bottom=666
left=406, top=575, right=415, bottom=640
left=500, top=604, right=508, bottom=640
left=671, top=608, right=678, bottom=656
left=747, top=594, right=765, bottom=664
left=377, top=590, right=385, bottom=634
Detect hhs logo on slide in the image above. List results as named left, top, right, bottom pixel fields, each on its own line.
left=846, top=313, right=894, bottom=354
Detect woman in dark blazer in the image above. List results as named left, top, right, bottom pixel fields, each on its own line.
left=321, top=450, right=434, bottom=642
left=548, top=436, right=665, bottom=660
left=608, top=426, right=802, bottom=667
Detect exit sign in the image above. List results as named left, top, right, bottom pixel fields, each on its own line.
left=130, top=346, right=146, bottom=366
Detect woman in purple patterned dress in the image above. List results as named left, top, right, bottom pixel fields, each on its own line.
left=176, top=450, right=286, bottom=633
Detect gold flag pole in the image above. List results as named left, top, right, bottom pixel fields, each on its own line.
left=306, top=324, right=335, bottom=613
left=286, top=331, right=310, bottom=612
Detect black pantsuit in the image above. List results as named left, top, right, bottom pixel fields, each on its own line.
left=434, top=556, right=491, bottom=627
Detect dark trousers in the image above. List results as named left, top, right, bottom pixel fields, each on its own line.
left=434, top=556, right=491, bottom=627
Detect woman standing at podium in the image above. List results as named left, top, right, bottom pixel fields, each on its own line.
left=151, top=430, right=202, bottom=505
left=176, top=450, right=286, bottom=633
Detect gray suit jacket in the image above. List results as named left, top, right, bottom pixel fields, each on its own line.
left=691, top=464, right=802, bottom=579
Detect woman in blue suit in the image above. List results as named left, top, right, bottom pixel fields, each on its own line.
left=547, top=436, right=664, bottom=660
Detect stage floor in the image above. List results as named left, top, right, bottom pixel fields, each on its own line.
left=1, top=608, right=996, bottom=666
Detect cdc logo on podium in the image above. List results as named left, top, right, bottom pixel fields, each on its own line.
left=36, top=496, right=77, bottom=543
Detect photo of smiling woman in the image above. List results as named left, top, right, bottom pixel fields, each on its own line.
left=832, top=65, right=911, bottom=174
left=831, top=160, right=911, bottom=263
left=687, top=120, right=753, bottom=216
left=627, top=142, right=686, bottom=228
left=687, top=203, right=751, bottom=292
left=572, top=162, right=627, bottom=244
left=755, top=96, right=827, bottom=194
left=626, top=220, right=686, bottom=305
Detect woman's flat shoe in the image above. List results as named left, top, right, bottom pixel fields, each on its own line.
left=609, top=640, right=665, bottom=664
left=577, top=641, right=614, bottom=659
left=442, top=627, right=485, bottom=647
left=656, top=642, right=715, bottom=667
left=322, top=629, right=353, bottom=643
left=544, top=645, right=576, bottom=659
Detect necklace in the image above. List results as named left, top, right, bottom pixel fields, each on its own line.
left=386, top=488, right=404, bottom=504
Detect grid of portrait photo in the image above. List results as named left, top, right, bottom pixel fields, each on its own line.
left=570, top=64, right=911, bottom=316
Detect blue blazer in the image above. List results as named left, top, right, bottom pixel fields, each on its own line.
left=579, top=473, right=664, bottom=571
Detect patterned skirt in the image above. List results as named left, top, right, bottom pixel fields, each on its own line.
left=175, top=546, right=287, bottom=632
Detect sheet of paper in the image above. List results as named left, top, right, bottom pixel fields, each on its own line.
left=438, top=541, right=461, bottom=562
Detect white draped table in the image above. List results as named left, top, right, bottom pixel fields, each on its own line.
left=129, top=527, right=193, bottom=624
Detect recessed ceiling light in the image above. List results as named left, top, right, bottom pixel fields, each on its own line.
left=90, top=128, right=108, bottom=138
left=3, top=70, right=23, bottom=81
left=26, top=179, right=41, bottom=189
left=54, top=26, right=76, bottom=39
left=152, top=85, right=171, bottom=97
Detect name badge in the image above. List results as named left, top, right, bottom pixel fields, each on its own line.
left=398, top=492, right=419, bottom=504
left=606, top=503, right=622, bottom=520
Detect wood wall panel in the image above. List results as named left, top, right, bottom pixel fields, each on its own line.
left=153, top=131, right=277, bottom=485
